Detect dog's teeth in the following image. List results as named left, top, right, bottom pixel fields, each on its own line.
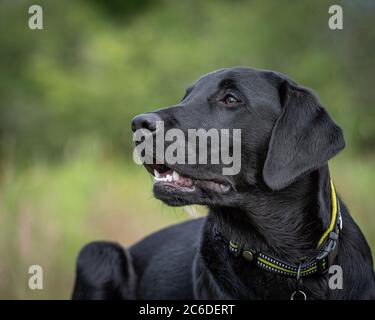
left=154, top=169, right=160, bottom=178
left=220, top=184, right=230, bottom=193
left=166, top=174, right=173, bottom=182
left=172, top=171, right=179, bottom=181
left=154, top=174, right=167, bottom=182
left=214, top=183, right=222, bottom=193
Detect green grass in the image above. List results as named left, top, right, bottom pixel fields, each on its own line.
left=0, top=149, right=192, bottom=299
left=0, top=149, right=373, bottom=299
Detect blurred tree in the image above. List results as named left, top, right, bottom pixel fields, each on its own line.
left=88, top=0, right=156, bottom=19
left=333, top=1, right=375, bottom=153
left=0, top=0, right=374, bottom=166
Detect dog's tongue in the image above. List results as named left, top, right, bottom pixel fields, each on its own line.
left=153, top=169, right=230, bottom=192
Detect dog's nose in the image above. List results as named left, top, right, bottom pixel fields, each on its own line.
left=131, top=113, right=162, bottom=133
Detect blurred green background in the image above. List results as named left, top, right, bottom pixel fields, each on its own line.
left=0, top=0, right=374, bottom=299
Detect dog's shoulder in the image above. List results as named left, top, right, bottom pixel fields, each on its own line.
left=129, top=217, right=205, bottom=299
left=129, top=217, right=205, bottom=268
left=130, top=217, right=205, bottom=252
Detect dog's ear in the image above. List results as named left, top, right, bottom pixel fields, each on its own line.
left=263, top=80, right=345, bottom=190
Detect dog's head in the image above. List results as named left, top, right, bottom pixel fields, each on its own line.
left=132, top=67, right=345, bottom=207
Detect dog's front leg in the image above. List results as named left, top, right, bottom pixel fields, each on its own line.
left=71, top=241, right=136, bottom=300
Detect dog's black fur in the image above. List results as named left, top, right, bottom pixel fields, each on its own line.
left=72, top=67, right=375, bottom=299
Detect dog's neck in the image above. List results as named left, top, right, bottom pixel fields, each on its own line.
left=207, top=166, right=332, bottom=263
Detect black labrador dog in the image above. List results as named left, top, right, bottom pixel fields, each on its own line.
left=72, top=67, right=375, bottom=299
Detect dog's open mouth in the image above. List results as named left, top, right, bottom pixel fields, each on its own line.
left=146, top=164, right=231, bottom=194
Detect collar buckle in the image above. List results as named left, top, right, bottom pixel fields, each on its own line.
left=316, top=230, right=339, bottom=272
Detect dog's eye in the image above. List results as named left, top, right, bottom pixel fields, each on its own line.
left=222, top=94, right=240, bottom=105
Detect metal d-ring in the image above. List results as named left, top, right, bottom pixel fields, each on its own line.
left=291, top=290, right=307, bottom=300
left=290, top=263, right=307, bottom=300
